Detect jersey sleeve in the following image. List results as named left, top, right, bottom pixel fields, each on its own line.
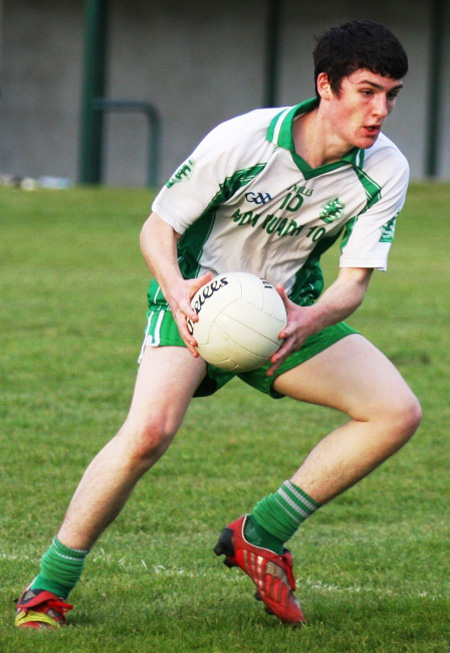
left=151, top=112, right=268, bottom=234
left=339, top=148, right=409, bottom=271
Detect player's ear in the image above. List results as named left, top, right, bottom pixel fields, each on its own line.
left=316, top=72, right=332, bottom=101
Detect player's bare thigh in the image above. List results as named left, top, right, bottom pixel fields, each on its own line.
left=123, top=345, right=207, bottom=436
left=272, top=334, right=420, bottom=422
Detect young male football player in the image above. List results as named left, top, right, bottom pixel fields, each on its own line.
left=16, top=19, right=421, bottom=627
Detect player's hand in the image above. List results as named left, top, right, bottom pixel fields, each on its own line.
left=266, top=285, right=315, bottom=376
left=167, top=271, right=213, bottom=356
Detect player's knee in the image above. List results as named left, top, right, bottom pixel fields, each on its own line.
left=119, top=417, right=177, bottom=467
left=385, top=390, right=422, bottom=445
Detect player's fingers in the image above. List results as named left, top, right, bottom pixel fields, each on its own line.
left=266, top=358, right=283, bottom=376
left=182, top=273, right=214, bottom=323
left=175, top=313, right=200, bottom=357
left=180, top=298, right=200, bottom=323
left=278, top=313, right=300, bottom=340
left=266, top=336, right=294, bottom=375
left=275, top=284, right=293, bottom=318
left=190, top=271, right=213, bottom=296
left=275, top=285, right=296, bottom=338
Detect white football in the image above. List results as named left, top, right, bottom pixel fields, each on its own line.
left=187, top=272, right=287, bottom=372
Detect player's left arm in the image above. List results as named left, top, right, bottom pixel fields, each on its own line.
left=268, top=267, right=373, bottom=375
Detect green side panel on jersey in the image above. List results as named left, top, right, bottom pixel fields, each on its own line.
left=289, top=229, right=344, bottom=305
left=337, top=167, right=382, bottom=256
left=177, top=163, right=266, bottom=279
left=352, top=166, right=382, bottom=210
left=379, top=214, right=397, bottom=242
left=340, top=216, right=358, bottom=253
left=177, top=210, right=217, bottom=279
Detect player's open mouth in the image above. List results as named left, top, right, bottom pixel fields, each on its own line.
left=364, top=125, right=381, bottom=136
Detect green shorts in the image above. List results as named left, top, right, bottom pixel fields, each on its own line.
left=140, top=285, right=358, bottom=399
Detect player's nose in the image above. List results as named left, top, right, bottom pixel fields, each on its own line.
left=373, top=94, right=389, bottom=119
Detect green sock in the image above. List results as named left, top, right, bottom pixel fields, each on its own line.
left=30, top=537, right=89, bottom=599
left=244, top=513, right=285, bottom=554
left=245, top=480, right=321, bottom=553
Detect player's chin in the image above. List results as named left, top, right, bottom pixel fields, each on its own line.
left=358, top=131, right=381, bottom=148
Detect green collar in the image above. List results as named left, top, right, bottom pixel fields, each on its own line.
left=266, top=98, right=363, bottom=179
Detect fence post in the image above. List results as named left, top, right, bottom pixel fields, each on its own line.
left=79, top=0, right=109, bottom=184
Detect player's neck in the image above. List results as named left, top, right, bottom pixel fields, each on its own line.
left=293, top=108, right=353, bottom=169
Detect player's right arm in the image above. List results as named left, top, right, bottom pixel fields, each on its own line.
left=140, top=212, right=212, bottom=356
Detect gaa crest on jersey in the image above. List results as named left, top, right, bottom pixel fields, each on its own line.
left=166, top=158, right=195, bottom=188
left=379, top=214, right=397, bottom=242
left=320, top=198, right=345, bottom=223
left=245, top=191, right=272, bottom=205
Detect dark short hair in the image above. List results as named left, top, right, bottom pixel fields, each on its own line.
left=313, top=20, right=408, bottom=98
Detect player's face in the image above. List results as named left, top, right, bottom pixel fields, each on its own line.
left=328, top=69, right=403, bottom=150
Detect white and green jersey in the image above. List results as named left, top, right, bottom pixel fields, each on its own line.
left=153, top=98, right=409, bottom=305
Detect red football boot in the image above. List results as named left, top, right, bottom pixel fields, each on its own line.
left=15, top=586, right=73, bottom=629
left=214, top=514, right=306, bottom=624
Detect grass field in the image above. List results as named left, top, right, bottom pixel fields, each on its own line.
left=0, top=184, right=449, bottom=652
